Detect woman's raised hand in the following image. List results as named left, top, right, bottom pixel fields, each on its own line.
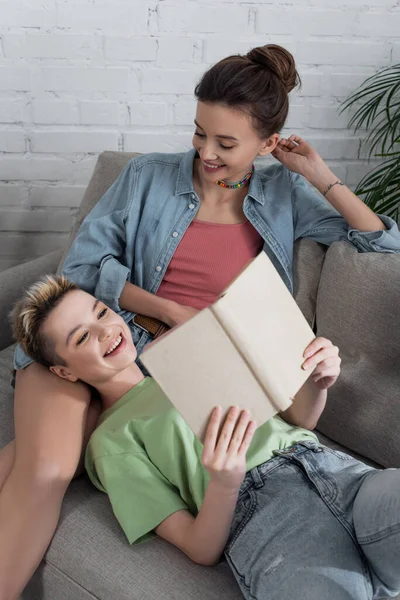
left=201, top=406, right=257, bottom=493
left=272, top=135, right=327, bottom=179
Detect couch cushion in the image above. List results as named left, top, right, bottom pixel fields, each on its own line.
left=316, top=431, right=380, bottom=469
left=293, top=239, right=326, bottom=327
left=0, top=345, right=15, bottom=446
left=58, top=152, right=139, bottom=272
left=25, top=476, right=242, bottom=600
left=315, top=242, right=400, bottom=468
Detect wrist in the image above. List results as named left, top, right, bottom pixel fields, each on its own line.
left=304, top=164, right=337, bottom=192
left=208, top=477, right=242, bottom=498
left=160, top=299, right=179, bottom=328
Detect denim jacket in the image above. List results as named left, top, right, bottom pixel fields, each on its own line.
left=13, top=148, right=400, bottom=370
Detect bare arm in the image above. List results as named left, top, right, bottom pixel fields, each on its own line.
left=306, top=164, right=386, bottom=232
left=119, top=282, right=174, bottom=323
left=273, top=135, right=386, bottom=232
left=119, top=282, right=198, bottom=328
left=156, top=406, right=256, bottom=566
left=280, top=380, right=327, bottom=431
left=156, top=481, right=239, bottom=566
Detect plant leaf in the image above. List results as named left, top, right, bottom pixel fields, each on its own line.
left=341, top=65, right=400, bottom=218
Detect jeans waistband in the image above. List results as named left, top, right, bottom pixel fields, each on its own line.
left=239, top=441, right=324, bottom=498
left=270, top=440, right=323, bottom=458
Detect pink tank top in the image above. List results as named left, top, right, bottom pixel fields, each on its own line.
left=156, top=219, right=264, bottom=311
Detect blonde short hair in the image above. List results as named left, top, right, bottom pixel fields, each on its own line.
left=12, top=275, right=78, bottom=367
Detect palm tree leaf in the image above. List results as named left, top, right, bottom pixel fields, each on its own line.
left=341, top=67, right=400, bottom=137
left=359, top=163, right=398, bottom=185
left=375, top=149, right=400, bottom=157
left=356, top=155, right=400, bottom=184
left=350, top=100, right=396, bottom=155
left=365, top=118, right=395, bottom=157
left=355, top=156, right=400, bottom=201
left=355, top=155, right=400, bottom=185
left=367, top=194, right=400, bottom=218
left=343, top=88, right=394, bottom=122
left=385, top=80, right=400, bottom=113
left=364, top=175, right=400, bottom=200
left=375, top=190, right=400, bottom=208
left=360, top=105, right=399, bottom=154
left=357, top=173, right=400, bottom=199
left=341, top=65, right=400, bottom=218
left=341, top=73, right=400, bottom=108
left=347, top=94, right=387, bottom=131
left=342, top=73, right=400, bottom=109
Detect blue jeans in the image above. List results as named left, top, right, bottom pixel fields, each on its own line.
left=225, top=441, right=400, bottom=600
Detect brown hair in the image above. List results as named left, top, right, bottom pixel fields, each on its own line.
left=12, top=275, right=78, bottom=367
left=195, top=44, right=300, bottom=138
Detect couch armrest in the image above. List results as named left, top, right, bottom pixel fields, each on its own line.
left=0, top=249, right=64, bottom=351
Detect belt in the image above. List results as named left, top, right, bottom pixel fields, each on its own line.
left=133, top=314, right=170, bottom=338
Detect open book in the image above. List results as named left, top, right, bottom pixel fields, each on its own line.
left=141, top=252, right=315, bottom=441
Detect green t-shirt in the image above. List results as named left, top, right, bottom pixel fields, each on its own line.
left=85, top=377, right=317, bottom=545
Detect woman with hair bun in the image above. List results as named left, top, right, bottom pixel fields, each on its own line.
left=3, top=44, right=400, bottom=599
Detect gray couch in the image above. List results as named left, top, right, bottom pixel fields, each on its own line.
left=0, top=152, right=399, bottom=600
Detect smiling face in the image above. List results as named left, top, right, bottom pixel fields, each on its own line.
left=192, top=102, right=279, bottom=184
left=42, top=289, right=137, bottom=387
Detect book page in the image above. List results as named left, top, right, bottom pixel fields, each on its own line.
left=212, top=252, right=315, bottom=408
left=141, top=309, right=281, bottom=441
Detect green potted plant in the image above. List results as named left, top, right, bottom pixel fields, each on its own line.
left=341, top=64, right=400, bottom=221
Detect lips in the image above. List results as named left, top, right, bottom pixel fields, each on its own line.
left=202, top=161, right=225, bottom=174
left=104, top=333, right=126, bottom=357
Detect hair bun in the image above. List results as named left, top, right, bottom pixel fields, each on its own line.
left=247, top=44, right=300, bottom=93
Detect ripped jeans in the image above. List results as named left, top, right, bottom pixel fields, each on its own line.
left=225, top=441, right=400, bottom=600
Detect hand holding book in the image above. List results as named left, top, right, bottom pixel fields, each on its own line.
left=202, top=406, right=257, bottom=493
left=302, top=337, right=341, bottom=390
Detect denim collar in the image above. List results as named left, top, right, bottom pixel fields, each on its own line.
left=175, top=148, right=265, bottom=206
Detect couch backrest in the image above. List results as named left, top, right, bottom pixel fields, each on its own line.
left=292, top=239, right=326, bottom=327
left=58, top=151, right=139, bottom=272
left=316, top=242, right=400, bottom=468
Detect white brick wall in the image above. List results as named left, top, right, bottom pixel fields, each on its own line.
left=0, top=0, right=399, bottom=271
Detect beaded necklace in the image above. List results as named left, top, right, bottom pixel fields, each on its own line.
left=215, top=165, right=254, bottom=189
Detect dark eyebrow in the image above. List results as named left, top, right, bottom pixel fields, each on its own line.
left=194, top=120, right=238, bottom=142
left=65, top=299, right=100, bottom=346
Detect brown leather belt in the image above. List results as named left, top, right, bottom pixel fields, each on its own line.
left=133, top=314, right=169, bottom=338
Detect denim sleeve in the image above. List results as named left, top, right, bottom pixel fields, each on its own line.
left=291, top=171, right=400, bottom=253
left=62, top=160, right=135, bottom=312
left=13, top=343, right=34, bottom=373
